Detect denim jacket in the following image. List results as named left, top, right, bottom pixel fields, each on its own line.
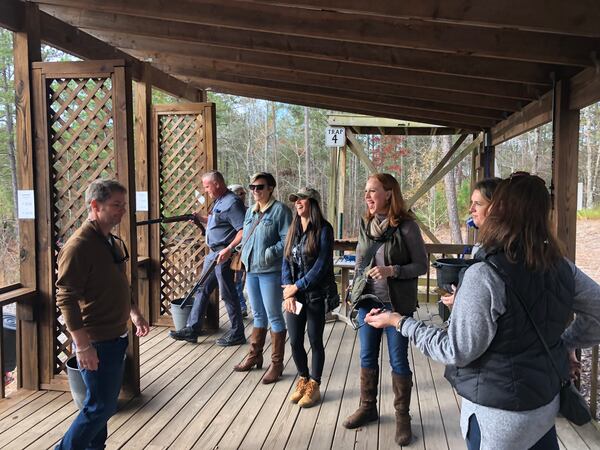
left=241, top=200, right=292, bottom=273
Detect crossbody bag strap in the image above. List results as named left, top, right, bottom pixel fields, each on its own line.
left=484, top=260, right=566, bottom=384
left=239, top=211, right=265, bottom=249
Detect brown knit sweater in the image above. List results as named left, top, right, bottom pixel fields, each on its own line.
left=56, top=220, right=131, bottom=342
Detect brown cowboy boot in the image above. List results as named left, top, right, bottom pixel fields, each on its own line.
left=343, top=367, right=379, bottom=428
left=392, top=372, right=413, bottom=446
left=233, top=327, right=267, bottom=372
left=262, top=330, right=286, bottom=384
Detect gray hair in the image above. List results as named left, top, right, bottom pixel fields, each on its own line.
left=85, top=179, right=127, bottom=211
left=201, top=170, right=225, bottom=185
left=228, top=183, right=245, bottom=193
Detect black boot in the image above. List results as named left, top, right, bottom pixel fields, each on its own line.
left=169, top=326, right=200, bottom=343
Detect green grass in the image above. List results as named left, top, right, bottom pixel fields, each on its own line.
left=577, top=207, right=600, bottom=219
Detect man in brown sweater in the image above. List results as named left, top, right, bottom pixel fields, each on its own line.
left=55, top=179, right=149, bottom=450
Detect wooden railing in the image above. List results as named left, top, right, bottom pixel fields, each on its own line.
left=0, top=285, right=36, bottom=398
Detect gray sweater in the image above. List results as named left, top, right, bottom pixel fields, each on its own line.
left=401, top=260, right=600, bottom=449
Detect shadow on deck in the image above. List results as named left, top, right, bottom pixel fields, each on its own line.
left=1, top=304, right=599, bottom=449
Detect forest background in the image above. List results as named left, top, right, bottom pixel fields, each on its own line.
left=1, top=28, right=600, bottom=287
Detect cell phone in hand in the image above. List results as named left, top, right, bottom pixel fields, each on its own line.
left=294, top=301, right=303, bottom=315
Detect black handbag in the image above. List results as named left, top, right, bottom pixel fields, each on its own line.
left=485, top=261, right=592, bottom=426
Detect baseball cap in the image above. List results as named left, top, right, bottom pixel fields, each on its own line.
left=289, top=187, right=321, bottom=204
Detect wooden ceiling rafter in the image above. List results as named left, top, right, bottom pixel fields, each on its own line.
left=186, top=76, right=493, bottom=129
left=35, top=6, right=560, bottom=87
left=30, top=0, right=600, bottom=67
left=237, top=0, right=600, bottom=38
left=134, top=54, right=509, bottom=120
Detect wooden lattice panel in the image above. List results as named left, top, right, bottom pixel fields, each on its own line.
left=48, top=76, right=116, bottom=374
left=158, top=113, right=208, bottom=316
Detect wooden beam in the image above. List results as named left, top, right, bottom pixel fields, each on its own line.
left=13, top=1, right=41, bottom=391
left=88, top=28, right=553, bottom=89
left=126, top=49, right=523, bottom=113
left=490, top=91, right=552, bottom=146
left=349, top=126, right=460, bottom=136
left=33, top=0, right=599, bottom=66
left=346, top=129, right=377, bottom=173
left=200, top=78, right=489, bottom=129
left=154, top=58, right=505, bottom=121
left=240, top=0, right=600, bottom=38
left=568, top=66, right=600, bottom=111
left=0, top=0, right=203, bottom=101
left=413, top=216, right=441, bottom=244
left=407, top=134, right=484, bottom=208
left=551, top=81, right=580, bottom=261
left=422, top=134, right=469, bottom=185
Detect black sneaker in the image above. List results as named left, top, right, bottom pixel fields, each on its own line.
left=169, top=327, right=200, bottom=343
left=216, top=333, right=246, bottom=347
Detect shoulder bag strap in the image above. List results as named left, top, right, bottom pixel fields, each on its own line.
left=239, top=211, right=265, bottom=249
left=484, top=260, right=566, bottom=384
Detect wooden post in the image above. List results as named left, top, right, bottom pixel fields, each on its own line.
left=203, top=103, right=220, bottom=331
left=337, top=146, right=346, bottom=238
left=551, top=80, right=580, bottom=262
left=113, top=62, right=141, bottom=395
left=328, top=147, right=339, bottom=232
left=133, top=64, right=152, bottom=321
left=14, top=2, right=41, bottom=391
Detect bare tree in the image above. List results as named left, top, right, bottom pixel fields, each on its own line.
left=443, top=136, right=463, bottom=244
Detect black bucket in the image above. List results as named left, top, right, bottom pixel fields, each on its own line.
left=431, top=258, right=470, bottom=293
left=2, top=313, right=16, bottom=373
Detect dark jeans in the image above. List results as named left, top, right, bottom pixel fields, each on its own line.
left=56, top=337, right=128, bottom=450
left=235, top=271, right=247, bottom=312
left=358, top=303, right=412, bottom=376
left=285, top=299, right=326, bottom=383
left=466, top=414, right=559, bottom=450
left=187, top=251, right=244, bottom=339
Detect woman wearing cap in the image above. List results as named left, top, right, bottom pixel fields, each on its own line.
left=282, top=187, right=336, bottom=408
left=364, top=173, right=600, bottom=449
left=234, top=173, right=292, bottom=384
left=343, top=173, right=428, bottom=446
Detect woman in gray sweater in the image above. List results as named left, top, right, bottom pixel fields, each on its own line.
left=366, top=173, right=600, bottom=450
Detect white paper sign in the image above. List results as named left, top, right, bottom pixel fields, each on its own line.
left=136, top=191, right=149, bottom=212
left=17, top=190, right=35, bottom=219
left=325, top=126, right=346, bottom=147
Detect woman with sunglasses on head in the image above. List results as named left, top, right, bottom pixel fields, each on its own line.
left=281, top=188, right=336, bottom=408
left=365, top=173, right=600, bottom=450
left=343, top=173, right=427, bottom=446
left=234, top=172, right=292, bottom=384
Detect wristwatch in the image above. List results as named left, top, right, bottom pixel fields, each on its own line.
left=395, top=315, right=408, bottom=333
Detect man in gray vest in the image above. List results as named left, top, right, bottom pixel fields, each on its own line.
left=170, top=170, right=246, bottom=346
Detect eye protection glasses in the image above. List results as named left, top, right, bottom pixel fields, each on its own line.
left=248, top=184, right=266, bottom=191
left=108, top=234, right=130, bottom=264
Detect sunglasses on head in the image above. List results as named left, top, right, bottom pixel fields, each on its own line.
left=248, top=184, right=266, bottom=191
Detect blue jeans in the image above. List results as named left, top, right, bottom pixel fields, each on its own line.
left=466, top=414, right=559, bottom=450
left=235, top=271, right=247, bottom=312
left=187, top=251, right=244, bottom=339
left=245, top=271, right=286, bottom=332
left=358, top=304, right=411, bottom=376
left=56, top=337, right=128, bottom=450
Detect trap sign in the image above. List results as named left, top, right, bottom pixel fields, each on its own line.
left=325, top=127, right=346, bottom=147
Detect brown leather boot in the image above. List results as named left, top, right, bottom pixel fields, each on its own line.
left=392, top=372, right=413, bottom=446
left=298, top=379, right=321, bottom=408
left=262, top=330, right=286, bottom=384
left=233, top=327, right=266, bottom=372
left=343, top=367, right=379, bottom=429
left=290, top=377, right=309, bottom=403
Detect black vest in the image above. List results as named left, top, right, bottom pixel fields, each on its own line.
left=445, top=252, right=574, bottom=411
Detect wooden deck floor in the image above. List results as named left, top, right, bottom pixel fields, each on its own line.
left=1, top=304, right=600, bottom=449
